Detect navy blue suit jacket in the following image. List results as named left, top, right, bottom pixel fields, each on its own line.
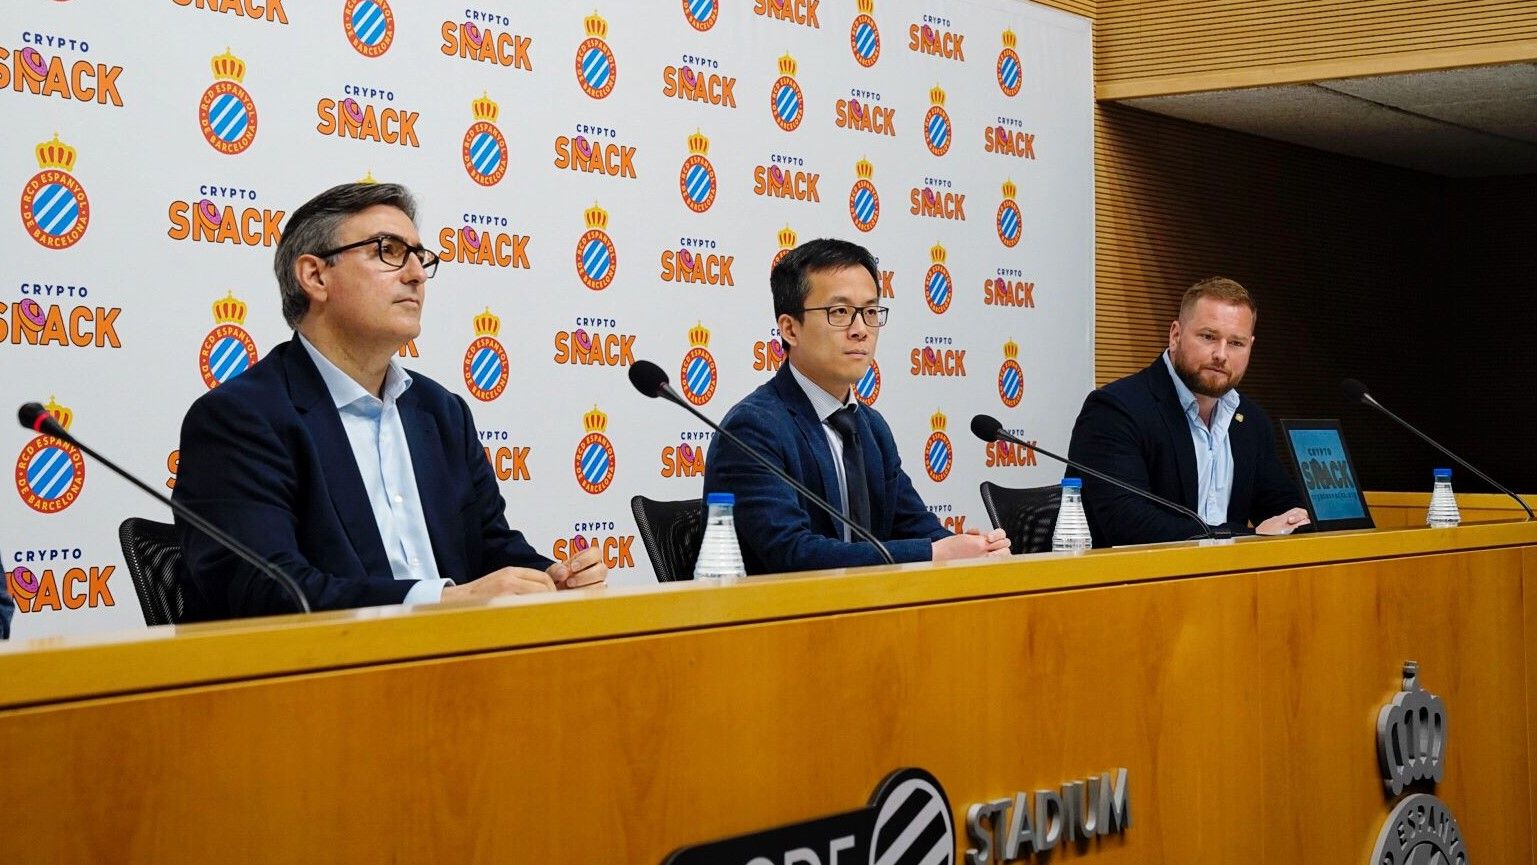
left=174, top=336, right=552, bottom=619
left=1066, top=357, right=1303, bottom=547
left=703, top=364, right=950, bottom=574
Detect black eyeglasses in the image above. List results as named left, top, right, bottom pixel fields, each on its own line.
left=314, top=233, right=440, bottom=278
left=801, top=305, right=889, bottom=328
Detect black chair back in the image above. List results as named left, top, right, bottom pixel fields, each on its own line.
left=118, top=517, right=184, bottom=626
left=630, top=496, right=706, bottom=582
left=979, top=482, right=1062, bottom=554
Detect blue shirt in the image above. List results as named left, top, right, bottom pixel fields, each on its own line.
left=298, top=334, right=451, bottom=605
left=1162, top=350, right=1240, bottom=526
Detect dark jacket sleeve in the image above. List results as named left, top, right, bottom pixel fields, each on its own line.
left=174, top=389, right=412, bottom=617
left=706, top=404, right=934, bottom=574
left=1067, top=390, right=1213, bottom=547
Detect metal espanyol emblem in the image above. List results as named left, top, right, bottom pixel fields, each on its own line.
left=1368, top=662, right=1467, bottom=864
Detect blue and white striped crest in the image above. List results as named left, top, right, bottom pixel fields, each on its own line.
left=582, top=238, right=612, bottom=282
left=685, top=163, right=712, bottom=205
left=470, top=131, right=503, bottom=177
left=685, top=356, right=713, bottom=396
left=1000, top=55, right=1021, bottom=91
left=208, top=337, right=251, bottom=384
left=687, top=0, right=716, bottom=26
left=853, top=187, right=877, bottom=224
left=30, top=183, right=81, bottom=238
left=999, top=204, right=1021, bottom=243
left=471, top=346, right=504, bottom=391
left=26, top=446, right=76, bottom=501
left=927, top=437, right=951, bottom=476
left=208, top=92, right=251, bottom=143
left=349, top=1, right=388, bottom=46
left=582, top=46, right=612, bottom=91
left=1001, top=364, right=1022, bottom=401
left=856, top=365, right=878, bottom=401
left=775, top=83, right=801, bottom=125
left=927, top=270, right=950, bottom=308
left=854, top=22, right=878, bottom=60
left=580, top=441, right=610, bottom=484
left=926, top=111, right=950, bottom=151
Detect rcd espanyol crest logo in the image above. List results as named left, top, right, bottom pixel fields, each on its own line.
left=576, top=203, right=618, bottom=291
left=848, top=157, right=879, bottom=233
left=343, top=0, right=395, bottom=58
left=924, top=243, right=953, bottom=314
left=770, top=53, right=804, bottom=132
left=199, top=49, right=258, bottom=155
left=463, top=307, right=510, bottom=401
left=1370, top=662, right=1468, bottom=865
left=772, top=224, right=798, bottom=271
left=199, top=292, right=259, bottom=390
left=682, top=0, right=718, bottom=32
left=924, top=85, right=951, bottom=156
left=856, top=359, right=881, bottom=406
left=15, top=397, right=85, bottom=514
left=924, top=410, right=953, bottom=482
left=849, top=0, right=881, bottom=68
left=996, top=29, right=1022, bottom=96
left=997, top=179, right=1022, bottom=248
left=576, top=12, right=617, bottom=99
left=462, top=92, right=508, bottom=186
left=679, top=322, right=718, bottom=406
left=998, top=339, right=1023, bottom=408
left=574, top=406, right=617, bottom=494
left=21, top=134, right=90, bottom=250
left=679, top=130, right=716, bottom=213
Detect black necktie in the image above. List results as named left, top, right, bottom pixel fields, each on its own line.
left=826, top=404, right=871, bottom=535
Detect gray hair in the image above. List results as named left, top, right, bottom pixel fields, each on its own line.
left=274, top=182, right=418, bottom=328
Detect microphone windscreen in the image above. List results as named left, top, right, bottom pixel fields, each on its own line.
left=970, top=414, right=1004, bottom=443
left=629, top=360, right=670, bottom=397
left=1340, top=378, right=1369, bottom=404
left=17, top=402, right=46, bottom=431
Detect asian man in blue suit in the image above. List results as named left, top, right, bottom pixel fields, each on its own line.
left=703, top=238, right=1008, bottom=575
left=174, top=182, right=607, bottom=618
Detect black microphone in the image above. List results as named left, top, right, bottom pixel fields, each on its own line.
left=969, top=414, right=1221, bottom=542
left=627, top=361, right=896, bottom=566
left=1340, top=379, right=1534, bottom=520
left=16, top=402, right=312, bottom=614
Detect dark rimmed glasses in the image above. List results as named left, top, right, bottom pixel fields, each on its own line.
left=314, top=233, right=440, bottom=278
left=801, top=304, right=890, bottom=328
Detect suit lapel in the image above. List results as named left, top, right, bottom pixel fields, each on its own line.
left=283, top=337, right=392, bottom=574
left=771, top=365, right=842, bottom=512
left=1148, top=358, right=1199, bottom=508
left=854, top=408, right=889, bottom=531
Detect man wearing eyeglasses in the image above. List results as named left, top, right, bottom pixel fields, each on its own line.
left=703, top=238, right=1009, bottom=575
left=174, top=182, right=606, bottom=619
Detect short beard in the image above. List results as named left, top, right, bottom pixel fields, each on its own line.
left=1173, top=354, right=1241, bottom=399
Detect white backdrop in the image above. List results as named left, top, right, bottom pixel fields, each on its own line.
left=1, top=0, right=1092, bottom=638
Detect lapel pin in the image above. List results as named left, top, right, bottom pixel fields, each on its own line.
left=1235, top=413, right=1245, bottom=423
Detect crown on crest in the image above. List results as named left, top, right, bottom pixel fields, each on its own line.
left=688, top=322, right=710, bottom=348
left=929, top=85, right=946, bottom=106
left=583, top=405, right=609, bottom=433
left=777, top=225, right=798, bottom=249
left=35, top=133, right=77, bottom=172
left=210, top=48, right=247, bottom=83
left=688, top=129, right=710, bottom=156
left=1377, top=661, right=1449, bottom=797
left=855, top=157, right=874, bottom=180
left=584, top=202, right=609, bottom=231
left=1002, top=28, right=1017, bottom=49
left=929, top=243, right=947, bottom=264
left=777, top=53, right=798, bottom=77
left=1002, top=178, right=1017, bottom=200
left=857, top=0, right=875, bottom=14
left=212, top=291, right=247, bottom=325
left=358, top=169, right=378, bottom=184
left=930, top=410, right=947, bottom=432
left=584, top=11, right=609, bottom=40
left=43, top=396, right=73, bottom=432
left=474, top=307, right=501, bottom=337
left=472, top=91, right=500, bottom=123
left=1003, top=339, right=1019, bottom=360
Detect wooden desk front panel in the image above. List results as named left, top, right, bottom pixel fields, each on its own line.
left=2, top=550, right=1529, bottom=864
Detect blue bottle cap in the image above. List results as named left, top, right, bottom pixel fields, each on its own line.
left=1433, top=468, right=1452, bottom=478
left=705, top=492, right=736, bottom=506
left=1061, top=477, right=1082, bottom=488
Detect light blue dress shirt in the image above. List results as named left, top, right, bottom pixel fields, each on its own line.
left=298, top=334, right=452, bottom=605
left=1162, top=350, right=1241, bottom=527
left=788, top=362, right=859, bottom=542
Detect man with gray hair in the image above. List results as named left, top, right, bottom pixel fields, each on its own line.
left=174, top=182, right=606, bottom=619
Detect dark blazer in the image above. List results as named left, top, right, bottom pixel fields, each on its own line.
left=703, top=364, right=950, bottom=574
left=1066, top=357, right=1303, bottom=547
left=174, top=336, right=551, bottom=619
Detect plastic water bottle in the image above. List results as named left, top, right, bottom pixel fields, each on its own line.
left=694, top=492, right=747, bottom=581
left=1051, top=478, right=1093, bottom=552
left=1426, top=468, right=1461, bottom=528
